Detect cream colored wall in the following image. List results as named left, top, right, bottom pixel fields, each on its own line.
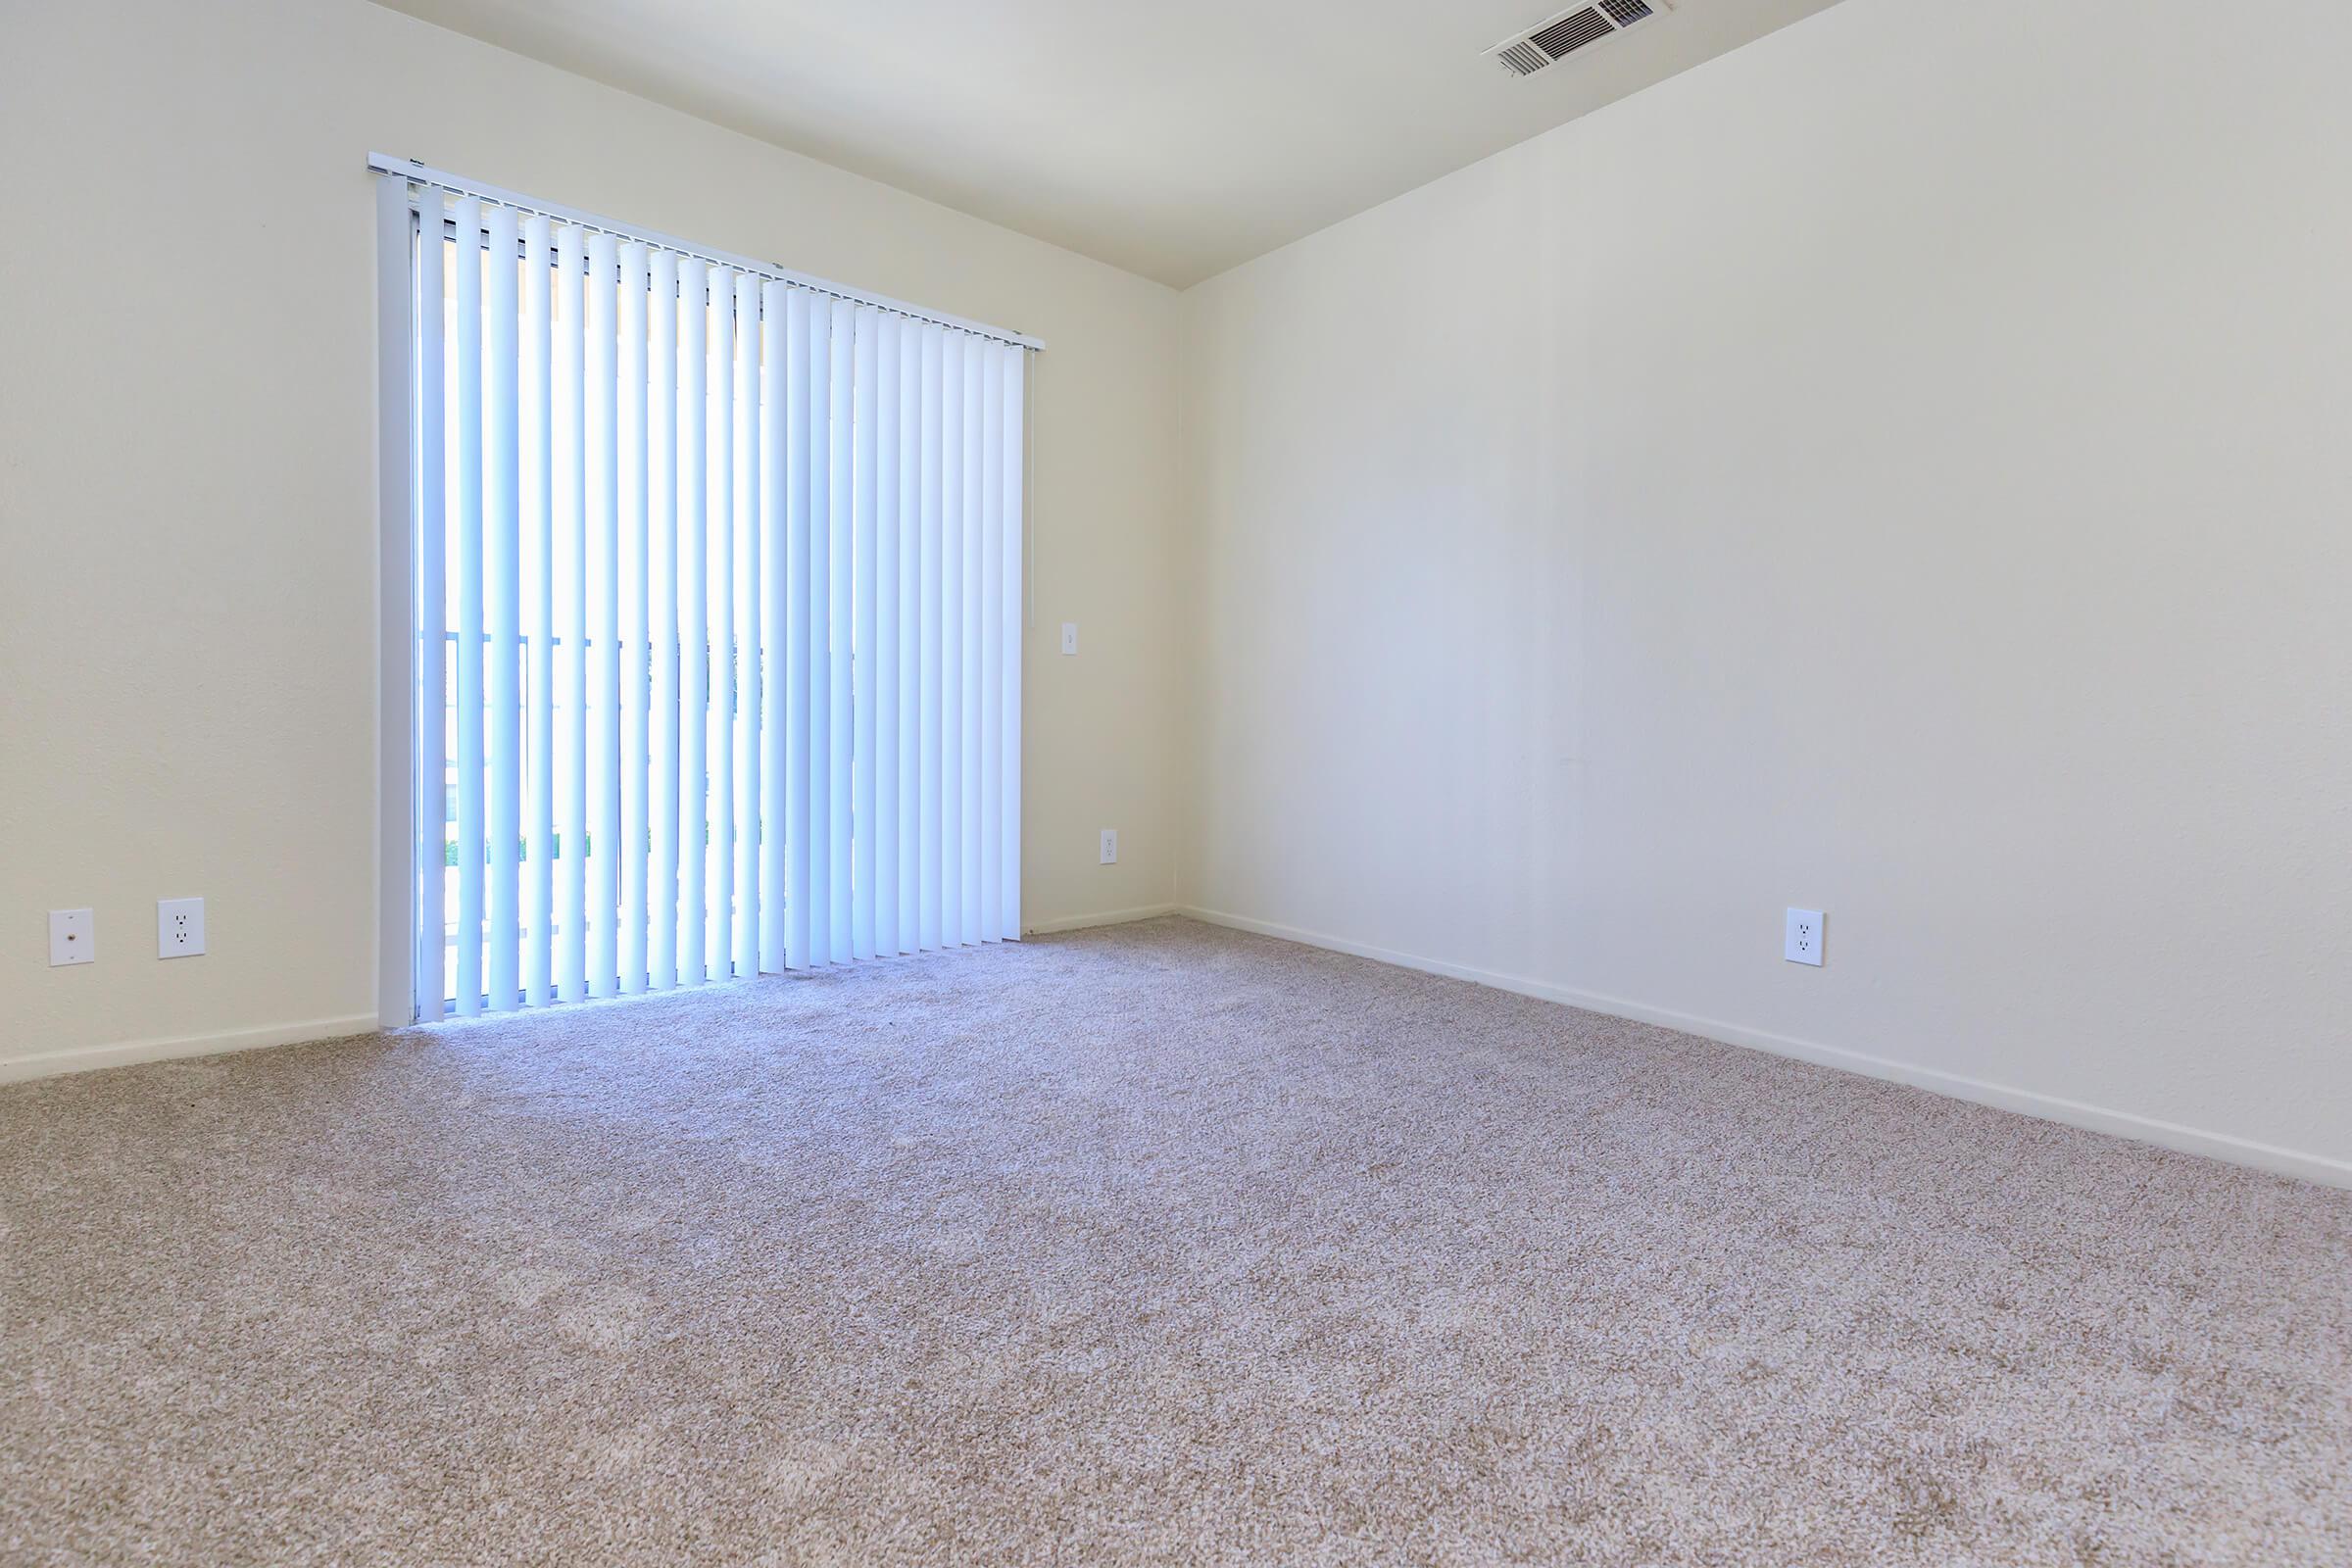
left=1181, top=0, right=2352, bottom=1177
left=0, top=0, right=1182, bottom=1071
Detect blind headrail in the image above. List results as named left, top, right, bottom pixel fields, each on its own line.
left=368, top=153, right=1045, bottom=353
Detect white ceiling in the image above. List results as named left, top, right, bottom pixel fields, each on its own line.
left=374, top=0, right=1846, bottom=288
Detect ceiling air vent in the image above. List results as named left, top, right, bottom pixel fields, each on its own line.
left=1486, top=0, right=1669, bottom=77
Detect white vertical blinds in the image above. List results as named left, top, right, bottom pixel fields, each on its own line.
left=387, top=175, right=1028, bottom=1015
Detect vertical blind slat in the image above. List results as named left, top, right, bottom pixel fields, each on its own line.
left=939, top=332, right=965, bottom=948
left=758, top=281, right=790, bottom=975
left=1000, top=346, right=1025, bottom=939
left=958, top=341, right=985, bottom=948
left=871, top=312, right=903, bottom=956
left=916, top=328, right=944, bottom=954
left=897, top=322, right=923, bottom=956
left=825, top=299, right=856, bottom=963
left=484, top=205, right=522, bottom=1010
left=396, top=179, right=1028, bottom=1016
left=587, top=232, right=621, bottom=998
left=521, top=215, right=555, bottom=1006
left=979, top=342, right=1004, bottom=944
left=648, top=251, right=681, bottom=993
left=617, top=241, right=650, bottom=995
left=734, top=274, right=763, bottom=983
left=676, top=258, right=710, bottom=988
left=414, top=201, right=448, bottom=1021
left=452, top=197, right=486, bottom=1016
left=554, top=224, right=589, bottom=1003
left=805, top=295, right=834, bottom=967
left=851, top=308, right=880, bottom=962
left=783, top=288, right=814, bottom=971
left=706, top=268, right=736, bottom=982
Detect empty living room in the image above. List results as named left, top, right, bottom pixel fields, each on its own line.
left=3, top=0, right=2347, bottom=1562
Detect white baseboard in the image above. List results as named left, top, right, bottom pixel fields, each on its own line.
left=0, top=1014, right=380, bottom=1086
left=1177, top=906, right=2352, bottom=1192
left=16, top=909, right=2339, bottom=1192
left=1024, top=903, right=1179, bottom=936
left=0, top=912, right=1188, bottom=1083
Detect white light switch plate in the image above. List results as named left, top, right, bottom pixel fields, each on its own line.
left=49, top=908, right=94, bottom=966
left=1061, top=622, right=1078, bottom=656
left=159, top=897, right=206, bottom=958
left=1785, top=907, right=1824, bottom=966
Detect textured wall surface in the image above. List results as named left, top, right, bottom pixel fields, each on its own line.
left=1182, top=0, right=2352, bottom=1172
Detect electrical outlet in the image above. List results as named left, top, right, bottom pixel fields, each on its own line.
left=1785, top=907, right=1824, bottom=966
left=49, top=908, right=95, bottom=966
left=1099, top=828, right=1118, bottom=865
left=1061, top=622, right=1079, bottom=656
left=158, top=897, right=206, bottom=958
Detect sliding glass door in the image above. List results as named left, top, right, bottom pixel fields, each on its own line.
left=376, top=167, right=1030, bottom=1021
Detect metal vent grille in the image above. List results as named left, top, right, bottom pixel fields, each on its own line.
left=1485, top=0, right=1669, bottom=78
left=1529, top=8, right=1612, bottom=59
left=1494, top=40, right=1553, bottom=76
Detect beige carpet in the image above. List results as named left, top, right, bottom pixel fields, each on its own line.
left=3, top=916, right=2346, bottom=1566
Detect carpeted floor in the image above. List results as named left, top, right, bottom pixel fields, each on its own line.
left=3, top=916, right=2347, bottom=1567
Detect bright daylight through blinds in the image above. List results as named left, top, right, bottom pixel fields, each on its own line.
left=382, top=176, right=1027, bottom=1019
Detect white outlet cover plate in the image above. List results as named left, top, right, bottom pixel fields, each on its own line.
left=158, top=897, right=206, bottom=958
left=49, top=907, right=95, bottom=966
left=1100, top=828, right=1118, bottom=864
left=1785, top=907, right=1825, bottom=966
